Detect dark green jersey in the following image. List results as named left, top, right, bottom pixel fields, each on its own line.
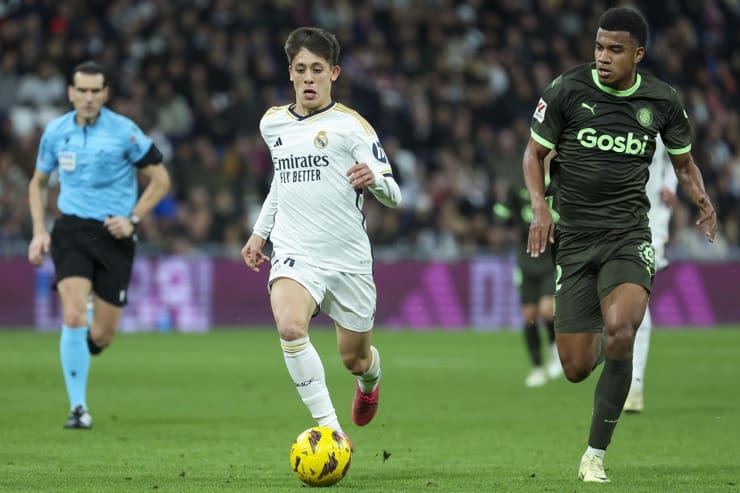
left=530, top=63, right=692, bottom=230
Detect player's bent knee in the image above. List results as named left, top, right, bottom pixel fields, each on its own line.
left=561, top=361, right=592, bottom=383
left=63, top=311, right=88, bottom=328
left=339, top=352, right=367, bottom=375
left=277, top=325, right=309, bottom=341
left=604, top=328, right=634, bottom=358
left=89, top=327, right=115, bottom=351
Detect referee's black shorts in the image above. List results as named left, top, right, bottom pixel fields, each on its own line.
left=50, top=214, right=136, bottom=306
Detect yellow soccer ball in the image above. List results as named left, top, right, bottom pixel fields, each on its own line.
left=289, top=426, right=352, bottom=487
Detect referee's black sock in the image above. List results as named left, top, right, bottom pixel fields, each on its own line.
left=87, top=333, right=105, bottom=355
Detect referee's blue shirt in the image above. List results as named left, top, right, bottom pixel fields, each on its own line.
left=35, top=107, right=154, bottom=221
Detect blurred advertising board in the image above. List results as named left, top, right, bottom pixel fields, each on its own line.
left=0, top=257, right=738, bottom=330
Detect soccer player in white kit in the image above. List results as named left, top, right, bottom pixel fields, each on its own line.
left=623, top=136, right=677, bottom=413
left=241, top=27, right=402, bottom=437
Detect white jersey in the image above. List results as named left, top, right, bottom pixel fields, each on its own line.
left=646, top=135, right=678, bottom=270
left=253, top=102, right=401, bottom=274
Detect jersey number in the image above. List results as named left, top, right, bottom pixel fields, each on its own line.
left=554, top=264, right=563, bottom=293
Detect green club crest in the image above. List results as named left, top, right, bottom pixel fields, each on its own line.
left=637, top=107, right=653, bottom=128
left=638, top=241, right=655, bottom=277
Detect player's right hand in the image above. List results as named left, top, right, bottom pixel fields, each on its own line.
left=527, top=204, right=554, bottom=258
left=241, top=234, right=270, bottom=272
left=28, top=233, right=50, bottom=267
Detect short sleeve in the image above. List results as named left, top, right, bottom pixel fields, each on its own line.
left=124, top=120, right=154, bottom=164
left=348, top=119, right=394, bottom=177
left=35, top=130, right=57, bottom=174
left=530, top=75, right=566, bottom=150
left=660, top=88, right=692, bottom=155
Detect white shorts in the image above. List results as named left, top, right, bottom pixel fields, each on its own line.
left=268, top=256, right=377, bottom=332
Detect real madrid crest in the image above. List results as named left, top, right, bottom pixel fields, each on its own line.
left=314, top=131, right=328, bottom=149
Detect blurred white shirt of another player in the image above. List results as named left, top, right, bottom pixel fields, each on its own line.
left=626, top=135, right=679, bottom=413
left=646, top=135, right=678, bottom=271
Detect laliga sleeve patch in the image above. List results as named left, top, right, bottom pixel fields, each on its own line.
left=372, top=142, right=388, bottom=163
left=533, top=98, right=548, bottom=123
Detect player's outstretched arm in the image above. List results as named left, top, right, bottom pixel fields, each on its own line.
left=669, top=152, right=717, bottom=242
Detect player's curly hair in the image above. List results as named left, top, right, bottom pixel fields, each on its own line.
left=598, top=6, right=649, bottom=48
left=284, top=27, right=341, bottom=66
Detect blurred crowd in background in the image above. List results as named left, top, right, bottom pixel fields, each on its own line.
left=0, top=0, right=738, bottom=261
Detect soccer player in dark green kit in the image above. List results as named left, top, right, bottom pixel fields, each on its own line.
left=493, top=183, right=561, bottom=387
left=522, top=7, right=717, bottom=483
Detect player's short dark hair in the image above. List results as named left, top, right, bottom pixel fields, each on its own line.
left=70, top=60, right=107, bottom=87
left=598, top=7, right=649, bottom=48
left=284, top=27, right=341, bottom=66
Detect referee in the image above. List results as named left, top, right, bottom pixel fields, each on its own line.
left=27, top=61, right=171, bottom=429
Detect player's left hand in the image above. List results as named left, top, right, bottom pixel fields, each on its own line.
left=347, top=163, right=376, bottom=189
left=695, top=196, right=717, bottom=243
left=104, top=216, right=136, bottom=239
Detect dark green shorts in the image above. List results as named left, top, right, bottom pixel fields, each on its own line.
left=515, top=250, right=555, bottom=305
left=553, top=227, right=654, bottom=333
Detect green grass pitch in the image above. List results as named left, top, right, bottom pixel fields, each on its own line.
left=1, top=328, right=738, bottom=492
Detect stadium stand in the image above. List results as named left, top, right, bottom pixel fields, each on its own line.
left=0, top=0, right=737, bottom=260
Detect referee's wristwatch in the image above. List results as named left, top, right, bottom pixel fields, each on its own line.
left=129, top=213, right=141, bottom=232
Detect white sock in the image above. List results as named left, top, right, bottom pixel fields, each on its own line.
left=631, top=307, right=652, bottom=393
left=281, top=337, right=341, bottom=431
left=585, top=446, right=605, bottom=459
left=357, top=345, right=381, bottom=393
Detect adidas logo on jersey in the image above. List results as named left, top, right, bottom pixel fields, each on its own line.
left=274, top=137, right=283, bottom=147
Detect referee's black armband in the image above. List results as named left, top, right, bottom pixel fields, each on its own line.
left=134, top=144, right=164, bottom=168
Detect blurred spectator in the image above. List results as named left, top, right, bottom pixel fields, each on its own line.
left=0, top=150, right=29, bottom=254
left=10, top=58, right=66, bottom=137
left=0, top=51, right=21, bottom=117
left=154, top=80, right=194, bottom=139
left=412, top=196, right=461, bottom=261
left=0, top=0, right=737, bottom=260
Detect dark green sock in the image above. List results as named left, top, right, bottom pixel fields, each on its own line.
left=523, top=321, right=542, bottom=365
left=588, top=358, right=632, bottom=450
